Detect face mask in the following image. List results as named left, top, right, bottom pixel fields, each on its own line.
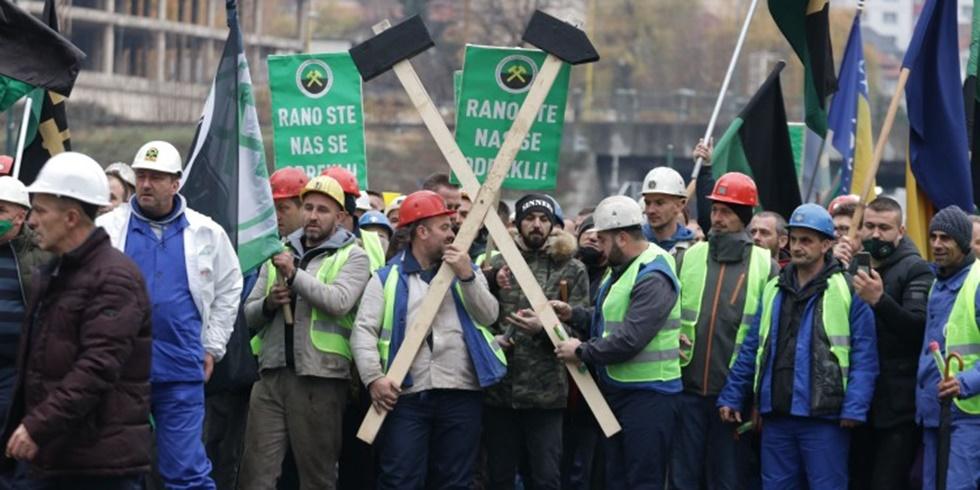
left=0, top=220, right=11, bottom=238
left=863, top=237, right=897, bottom=260
left=577, top=246, right=603, bottom=267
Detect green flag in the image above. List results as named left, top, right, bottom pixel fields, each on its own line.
left=769, top=0, right=837, bottom=136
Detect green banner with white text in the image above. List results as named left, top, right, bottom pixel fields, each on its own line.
left=454, top=45, right=570, bottom=190
left=268, top=52, right=368, bottom=188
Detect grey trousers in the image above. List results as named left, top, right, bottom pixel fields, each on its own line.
left=238, top=369, right=348, bottom=490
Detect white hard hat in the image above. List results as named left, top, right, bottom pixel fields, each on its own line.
left=27, top=152, right=111, bottom=207
left=105, top=162, right=136, bottom=188
left=132, top=141, right=182, bottom=175
left=355, top=193, right=372, bottom=212
left=0, top=176, right=31, bottom=209
left=641, top=167, right=687, bottom=197
left=593, top=195, right=645, bottom=232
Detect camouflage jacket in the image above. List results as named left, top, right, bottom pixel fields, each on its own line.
left=484, top=228, right=589, bottom=409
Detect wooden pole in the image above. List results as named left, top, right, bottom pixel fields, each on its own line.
left=685, top=0, right=760, bottom=200
left=846, top=67, right=910, bottom=242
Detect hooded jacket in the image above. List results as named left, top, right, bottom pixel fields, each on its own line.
left=245, top=226, right=370, bottom=380
left=484, top=228, right=589, bottom=409
left=676, top=232, right=778, bottom=397
left=642, top=221, right=695, bottom=256
left=96, top=197, right=243, bottom=362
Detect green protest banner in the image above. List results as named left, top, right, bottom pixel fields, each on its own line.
left=268, top=52, right=368, bottom=188
left=454, top=45, right=571, bottom=190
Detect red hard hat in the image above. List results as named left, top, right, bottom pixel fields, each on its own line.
left=827, top=194, right=860, bottom=214
left=270, top=167, right=310, bottom=200
left=398, top=190, right=455, bottom=228
left=0, top=155, right=12, bottom=176
left=707, top=172, right=758, bottom=207
left=321, top=166, right=360, bottom=197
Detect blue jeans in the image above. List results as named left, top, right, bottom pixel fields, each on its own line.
left=377, top=390, right=483, bottom=490
left=669, top=393, right=743, bottom=490
left=761, top=416, right=849, bottom=490
left=603, top=389, right=677, bottom=490
left=152, top=382, right=215, bottom=490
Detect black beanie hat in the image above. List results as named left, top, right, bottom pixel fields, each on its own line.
left=515, top=194, right=557, bottom=226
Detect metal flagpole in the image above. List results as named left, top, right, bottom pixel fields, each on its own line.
left=685, top=0, right=761, bottom=199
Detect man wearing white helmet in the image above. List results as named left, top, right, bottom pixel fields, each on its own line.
left=104, top=162, right=137, bottom=212
left=97, top=141, right=243, bottom=489
left=641, top=167, right=696, bottom=255
left=551, top=195, right=682, bottom=489
left=0, top=177, right=48, bottom=464
left=3, top=152, right=152, bottom=487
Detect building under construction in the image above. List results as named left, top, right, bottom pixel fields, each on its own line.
left=19, top=0, right=307, bottom=122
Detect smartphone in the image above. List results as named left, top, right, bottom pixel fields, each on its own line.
left=854, top=251, right=872, bottom=277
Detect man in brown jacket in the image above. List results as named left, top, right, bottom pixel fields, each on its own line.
left=3, top=153, right=152, bottom=490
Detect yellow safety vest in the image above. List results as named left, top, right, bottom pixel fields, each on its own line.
left=251, top=243, right=356, bottom=359
left=944, top=260, right=980, bottom=414
left=753, top=273, right=852, bottom=394
left=678, top=241, right=771, bottom=367
left=598, top=243, right=682, bottom=384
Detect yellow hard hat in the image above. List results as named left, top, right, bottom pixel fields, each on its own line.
left=300, top=175, right=345, bottom=209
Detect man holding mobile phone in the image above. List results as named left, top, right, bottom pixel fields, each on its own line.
left=835, top=197, right=934, bottom=489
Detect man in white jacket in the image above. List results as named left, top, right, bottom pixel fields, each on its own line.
left=96, top=140, right=242, bottom=489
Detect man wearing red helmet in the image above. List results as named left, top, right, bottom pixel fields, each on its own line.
left=670, top=172, right=778, bottom=490
left=351, top=190, right=504, bottom=489
left=270, top=167, right=310, bottom=238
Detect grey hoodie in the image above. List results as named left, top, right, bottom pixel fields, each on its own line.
left=244, top=226, right=371, bottom=379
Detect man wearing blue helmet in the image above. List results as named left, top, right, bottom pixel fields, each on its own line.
left=717, top=203, right=879, bottom=489
left=359, top=211, right=394, bottom=244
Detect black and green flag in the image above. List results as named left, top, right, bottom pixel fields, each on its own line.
left=712, top=61, right=801, bottom=219
left=0, top=0, right=84, bottom=113
left=15, top=0, right=76, bottom=185
left=964, top=0, right=980, bottom=210
left=769, top=0, right=837, bottom=137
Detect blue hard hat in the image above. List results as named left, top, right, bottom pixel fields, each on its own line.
left=358, top=210, right=393, bottom=235
left=788, top=203, right=835, bottom=239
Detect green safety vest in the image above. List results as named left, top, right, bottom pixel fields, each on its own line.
left=598, top=243, right=682, bottom=384
left=475, top=250, right=501, bottom=267
left=678, top=241, right=771, bottom=368
left=250, top=243, right=356, bottom=359
left=943, top=260, right=980, bottom=415
left=361, top=230, right=386, bottom=272
left=753, top=272, right=852, bottom=394
left=378, top=264, right=506, bottom=371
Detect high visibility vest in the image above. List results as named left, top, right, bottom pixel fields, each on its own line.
left=377, top=261, right=507, bottom=388
left=678, top=241, right=771, bottom=367
left=250, top=243, right=356, bottom=359
left=475, top=250, right=501, bottom=267
left=361, top=230, right=386, bottom=272
left=594, top=243, right=682, bottom=385
left=943, top=260, right=980, bottom=414
left=753, top=273, right=852, bottom=395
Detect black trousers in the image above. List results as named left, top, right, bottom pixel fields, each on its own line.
left=848, top=422, right=921, bottom=490
left=483, top=406, right=564, bottom=490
